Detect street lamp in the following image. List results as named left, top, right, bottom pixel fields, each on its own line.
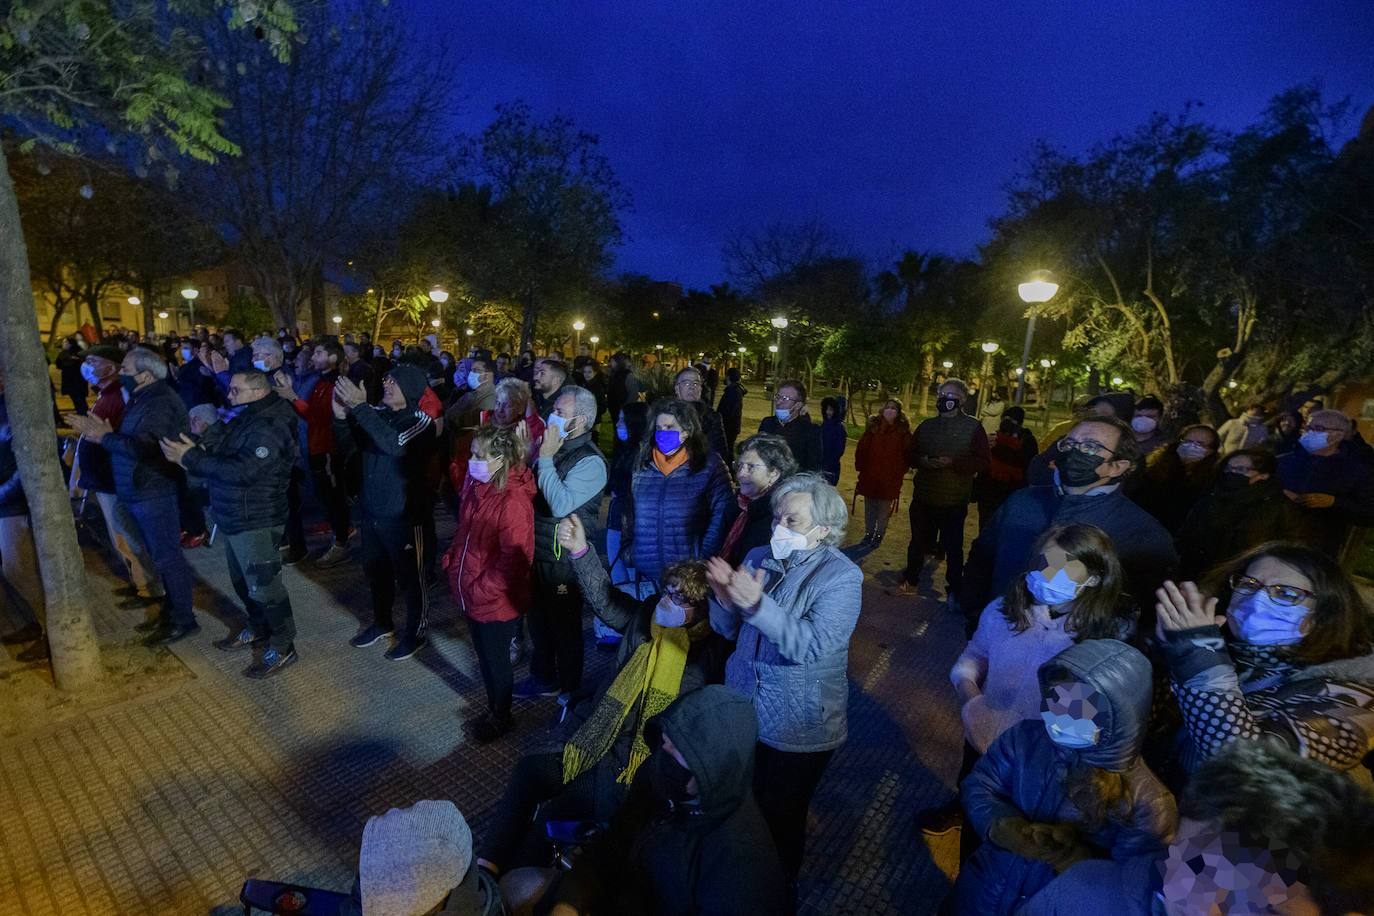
left=589, top=335, right=599, bottom=347
left=332, top=315, right=343, bottom=327
left=768, top=345, right=779, bottom=353
left=1111, top=376, right=1124, bottom=386
left=942, top=360, right=954, bottom=370
left=128, top=296, right=141, bottom=306
left=428, top=288, right=448, bottom=348
left=1040, top=359, right=1052, bottom=368
left=180, top=286, right=198, bottom=328
left=979, top=342, right=999, bottom=416
left=572, top=319, right=585, bottom=352
left=1015, top=270, right=1058, bottom=406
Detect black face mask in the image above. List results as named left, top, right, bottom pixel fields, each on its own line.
left=1217, top=472, right=1252, bottom=493
left=118, top=372, right=141, bottom=395
left=1057, top=449, right=1107, bottom=488
left=645, top=748, right=695, bottom=803
left=938, top=395, right=961, bottom=413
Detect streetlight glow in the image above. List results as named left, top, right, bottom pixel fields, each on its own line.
left=128, top=296, right=141, bottom=306
left=1014, top=367, right=1024, bottom=375
left=332, top=315, right=342, bottom=325
left=655, top=344, right=664, bottom=350
left=981, top=341, right=999, bottom=353
left=1111, top=376, right=1124, bottom=386
left=768, top=344, right=779, bottom=353
left=942, top=360, right=953, bottom=369
left=427, top=288, right=449, bottom=304
left=431, top=318, right=441, bottom=328
left=770, top=317, right=789, bottom=329
left=1228, top=380, right=1238, bottom=389
left=465, top=328, right=474, bottom=336
left=589, top=336, right=599, bottom=344
left=180, top=287, right=198, bottom=300
left=738, top=347, right=747, bottom=353
left=158, top=311, right=168, bottom=319
left=1017, top=270, right=1059, bottom=304
left=1040, top=359, right=1052, bottom=368
left=572, top=320, right=585, bottom=331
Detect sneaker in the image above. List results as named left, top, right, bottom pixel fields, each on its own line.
left=468, top=713, right=515, bottom=743
left=280, top=545, right=309, bottom=566
left=245, top=647, right=298, bottom=679
left=180, top=531, right=208, bottom=549
left=314, top=542, right=350, bottom=568
left=350, top=624, right=393, bottom=648
left=143, top=622, right=200, bottom=646
left=384, top=635, right=425, bottom=661
left=215, top=628, right=258, bottom=651
left=512, top=677, right=560, bottom=699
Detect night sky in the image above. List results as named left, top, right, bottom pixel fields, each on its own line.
left=415, top=1, right=1374, bottom=289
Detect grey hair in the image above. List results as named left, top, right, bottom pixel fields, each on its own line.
left=771, top=472, right=848, bottom=546
left=251, top=337, right=284, bottom=360
left=737, top=433, right=799, bottom=479
left=495, top=376, right=531, bottom=408
left=129, top=346, right=168, bottom=380
left=558, top=385, right=598, bottom=426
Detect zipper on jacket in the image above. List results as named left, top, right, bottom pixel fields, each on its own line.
left=456, top=530, right=472, bottom=613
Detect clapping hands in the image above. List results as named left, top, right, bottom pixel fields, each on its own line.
left=705, top=557, right=767, bottom=616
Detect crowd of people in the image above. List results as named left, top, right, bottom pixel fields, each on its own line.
left=4, top=326, right=1374, bottom=915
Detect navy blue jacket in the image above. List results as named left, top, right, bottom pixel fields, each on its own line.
left=176, top=358, right=218, bottom=409
left=630, top=452, right=735, bottom=582
left=181, top=395, right=298, bottom=535
left=1277, top=443, right=1374, bottom=556
left=101, top=381, right=191, bottom=503
left=757, top=413, right=823, bottom=473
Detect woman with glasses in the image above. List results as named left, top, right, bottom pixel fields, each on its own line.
left=1155, top=542, right=1374, bottom=773
left=629, top=399, right=735, bottom=586
left=719, top=433, right=798, bottom=566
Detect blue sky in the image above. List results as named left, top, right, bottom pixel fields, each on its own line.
left=413, top=0, right=1374, bottom=288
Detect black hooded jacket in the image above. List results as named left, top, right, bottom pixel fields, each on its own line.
left=181, top=394, right=299, bottom=535
left=332, top=367, right=437, bottom=523
left=541, top=686, right=787, bottom=916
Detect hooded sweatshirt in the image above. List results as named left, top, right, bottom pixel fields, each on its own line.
left=332, top=364, right=437, bottom=523
left=957, top=639, right=1177, bottom=916
left=543, top=685, right=787, bottom=916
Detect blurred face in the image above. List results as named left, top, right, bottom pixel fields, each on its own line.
left=343, top=344, right=360, bottom=363
left=1135, top=407, right=1161, bottom=426
left=312, top=348, right=334, bottom=372
left=1181, top=428, right=1218, bottom=456
left=773, top=491, right=827, bottom=548
left=493, top=391, right=521, bottom=426
left=1059, top=421, right=1127, bottom=479
left=660, top=579, right=700, bottom=625
left=227, top=374, right=268, bottom=408
left=1028, top=541, right=1098, bottom=590
left=1304, top=414, right=1347, bottom=449
left=496, top=356, right=509, bottom=373
left=381, top=375, right=406, bottom=410
left=553, top=393, right=584, bottom=436
left=1225, top=556, right=1316, bottom=641
left=1158, top=817, right=1320, bottom=916
left=1278, top=414, right=1298, bottom=434
left=937, top=384, right=965, bottom=412
left=675, top=371, right=703, bottom=402
left=252, top=345, right=282, bottom=370
left=736, top=449, right=780, bottom=499
left=533, top=361, right=556, bottom=393
left=582, top=364, right=595, bottom=382
left=1223, top=455, right=1269, bottom=483
left=881, top=400, right=900, bottom=423
left=118, top=353, right=152, bottom=390
left=84, top=355, right=118, bottom=382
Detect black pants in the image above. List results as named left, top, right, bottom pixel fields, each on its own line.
left=225, top=526, right=296, bottom=652
left=282, top=464, right=308, bottom=554
left=469, top=616, right=518, bottom=718
left=905, top=500, right=968, bottom=590
left=529, top=561, right=585, bottom=694
left=753, top=743, right=835, bottom=879
left=484, top=750, right=612, bottom=871
left=308, top=452, right=352, bottom=545
left=359, top=516, right=428, bottom=640
left=177, top=480, right=207, bottom=537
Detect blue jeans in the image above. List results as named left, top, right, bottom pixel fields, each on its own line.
left=126, top=495, right=195, bottom=626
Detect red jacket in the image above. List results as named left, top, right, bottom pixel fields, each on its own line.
left=853, top=418, right=911, bottom=500
left=444, top=463, right=536, bottom=623
left=293, top=372, right=337, bottom=456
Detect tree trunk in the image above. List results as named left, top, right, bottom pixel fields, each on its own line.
left=46, top=295, right=70, bottom=344
left=83, top=284, right=104, bottom=339
left=519, top=288, right=538, bottom=356
left=141, top=280, right=155, bottom=336
left=0, top=147, right=102, bottom=691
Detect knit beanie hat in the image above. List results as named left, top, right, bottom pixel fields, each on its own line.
left=386, top=364, right=428, bottom=410
left=85, top=345, right=125, bottom=364
left=359, top=800, right=472, bottom=916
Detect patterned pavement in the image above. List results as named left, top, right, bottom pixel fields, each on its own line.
left=0, top=419, right=970, bottom=916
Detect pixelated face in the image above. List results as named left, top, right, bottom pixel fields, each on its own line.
left=1039, top=680, right=1105, bottom=748
left=1157, top=818, right=1316, bottom=916
left=1031, top=543, right=1096, bottom=589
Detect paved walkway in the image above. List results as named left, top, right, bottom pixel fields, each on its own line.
left=0, top=394, right=971, bottom=916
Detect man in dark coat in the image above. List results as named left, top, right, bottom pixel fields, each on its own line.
left=1277, top=408, right=1374, bottom=559
left=756, top=379, right=822, bottom=472
left=67, top=347, right=197, bottom=645
left=674, top=367, right=729, bottom=464
left=164, top=369, right=302, bottom=678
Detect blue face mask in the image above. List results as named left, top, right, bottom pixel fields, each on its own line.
left=1025, top=567, right=1086, bottom=606
left=1230, top=591, right=1310, bottom=646
left=615, top=423, right=629, bottom=442
left=774, top=408, right=791, bottom=423
left=547, top=413, right=575, bottom=440
left=252, top=359, right=270, bottom=372
left=1040, top=711, right=1100, bottom=748
left=655, top=429, right=683, bottom=454
left=1298, top=430, right=1329, bottom=452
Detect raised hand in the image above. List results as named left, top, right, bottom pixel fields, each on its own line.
left=65, top=413, right=113, bottom=443
left=209, top=351, right=229, bottom=374
left=727, top=566, right=768, bottom=615
left=1155, top=579, right=1224, bottom=639
left=705, top=557, right=737, bottom=610
left=271, top=375, right=297, bottom=402
left=333, top=376, right=366, bottom=409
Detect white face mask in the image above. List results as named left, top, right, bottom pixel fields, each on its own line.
left=468, top=458, right=497, bottom=484
left=654, top=595, right=688, bottom=628
left=252, top=359, right=270, bottom=372
left=770, top=523, right=819, bottom=560
left=1131, top=415, right=1157, bottom=434
left=1024, top=568, right=1085, bottom=606
left=1177, top=440, right=1209, bottom=463
left=547, top=413, right=576, bottom=440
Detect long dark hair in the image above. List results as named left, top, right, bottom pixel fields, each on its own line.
left=1000, top=524, right=1129, bottom=639
left=637, top=398, right=708, bottom=473
left=866, top=398, right=910, bottom=433
left=613, top=402, right=650, bottom=465
left=1204, top=541, right=1371, bottom=665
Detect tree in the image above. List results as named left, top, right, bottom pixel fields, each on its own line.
left=194, top=0, right=456, bottom=332
left=0, top=0, right=294, bottom=690
left=459, top=101, right=628, bottom=354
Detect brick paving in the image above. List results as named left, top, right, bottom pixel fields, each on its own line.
left=0, top=396, right=970, bottom=916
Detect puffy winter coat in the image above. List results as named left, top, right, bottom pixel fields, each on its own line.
left=101, top=380, right=191, bottom=503
left=711, top=544, right=863, bottom=752
left=630, top=452, right=735, bottom=582
left=332, top=402, right=437, bottom=523
left=853, top=418, right=910, bottom=500
left=757, top=413, right=822, bottom=473
left=544, top=686, right=787, bottom=916
left=180, top=394, right=298, bottom=536
left=956, top=639, right=1177, bottom=915
left=445, top=464, right=536, bottom=623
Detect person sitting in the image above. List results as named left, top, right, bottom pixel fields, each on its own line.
left=443, top=425, right=535, bottom=742
left=503, top=686, right=787, bottom=916
left=1174, top=448, right=1298, bottom=579
left=1155, top=542, right=1374, bottom=774
left=477, top=520, right=728, bottom=881
left=629, top=399, right=735, bottom=586
left=955, top=639, right=1177, bottom=915
left=1131, top=424, right=1221, bottom=533
left=1017, top=740, right=1374, bottom=916
left=719, top=433, right=798, bottom=567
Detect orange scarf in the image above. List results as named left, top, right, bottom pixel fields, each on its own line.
left=652, top=446, right=690, bottom=476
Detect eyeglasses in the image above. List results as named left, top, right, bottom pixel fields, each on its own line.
left=1305, top=425, right=1343, bottom=434
left=663, top=588, right=691, bottom=605
left=1229, top=574, right=1314, bottom=607
left=737, top=461, right=766, bottom=474
left=774, top=395, right=800, bottom=405
left=1057, top=437, right=1115, bottom=459
left=676, top=381, right=702, bottom=390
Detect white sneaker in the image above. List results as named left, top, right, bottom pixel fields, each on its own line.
left=314, top=543, right=350, bottom=568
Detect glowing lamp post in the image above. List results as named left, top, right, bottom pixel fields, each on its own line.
left=428, top=288, right=449, bottom=348
left=332, top=315, right=343, bottom=328
left=180, top=286, right=198, bottom=329
left=1015, top=270, right=1058, bottom=406
left=979, top=341, right=999, bottom=415
left=572, top=319, right=585, bottom=353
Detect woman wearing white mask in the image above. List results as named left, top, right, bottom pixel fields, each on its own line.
left=1156, top=542, right=1374, bottom=773
left=442, top=424, right=535, bottom=742
left=1132, top=423, right=1221, bottom=533
left=705, top=472, right=861, bottom=900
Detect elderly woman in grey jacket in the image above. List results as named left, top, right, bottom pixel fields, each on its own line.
left=706, top=472, right=863, bottom=897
